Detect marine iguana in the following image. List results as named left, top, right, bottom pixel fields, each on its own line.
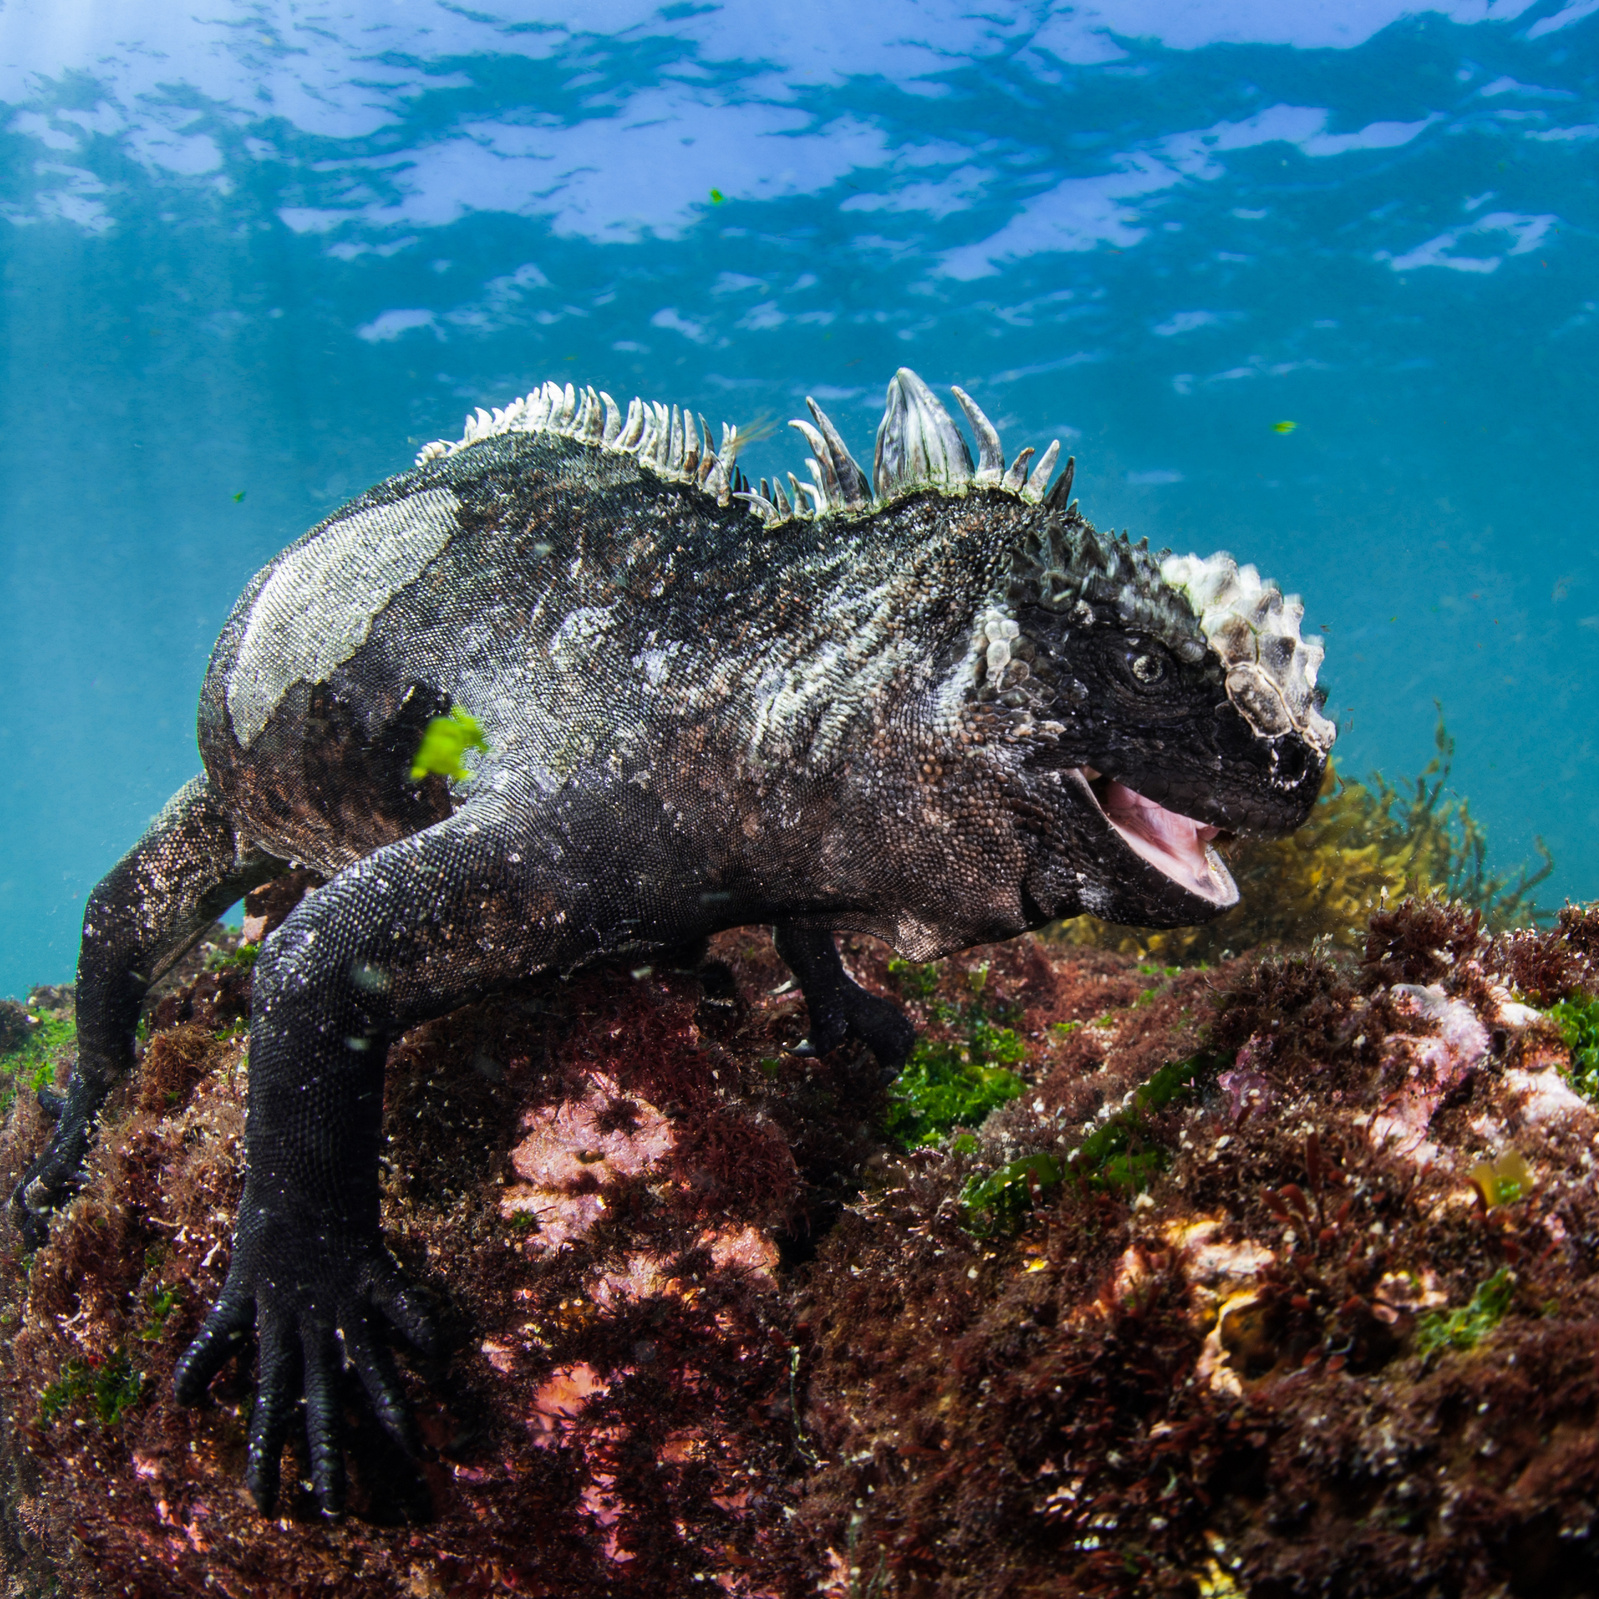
left=12, top=369, right=1334, bottom=1515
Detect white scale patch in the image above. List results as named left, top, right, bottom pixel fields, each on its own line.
left=227, top=487, right=461, bottom=746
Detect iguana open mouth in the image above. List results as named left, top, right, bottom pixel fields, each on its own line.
left=1083, top=769, right=1236, bottom=907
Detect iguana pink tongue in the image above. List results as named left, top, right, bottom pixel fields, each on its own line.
left=1100, top=778, right=1233, bottom=905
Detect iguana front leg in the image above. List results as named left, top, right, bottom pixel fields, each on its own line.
left=173, top=787, right=594, bottom=1516
left=773, top=923, right=915, bottom=1076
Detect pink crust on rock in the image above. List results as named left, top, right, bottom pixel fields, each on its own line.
left=592, top=1226, right=778, bottom=1309
left=500, top=1072, right=675, bottom=1250
left=1367, top=983, right=1491, bottom=1164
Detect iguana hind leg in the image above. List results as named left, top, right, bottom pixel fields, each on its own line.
left=774, top=923, right=915, bottom=1077
left=12, top=775, right=283, bottom=1245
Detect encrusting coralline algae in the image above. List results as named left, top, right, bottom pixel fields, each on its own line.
left=4, top=890, right=1599, bottom=1596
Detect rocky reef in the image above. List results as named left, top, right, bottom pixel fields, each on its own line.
left=3, top=890, right=1599, bottom=1597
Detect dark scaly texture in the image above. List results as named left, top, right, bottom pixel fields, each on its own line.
left=12, top=369, right=1333, bottom=1517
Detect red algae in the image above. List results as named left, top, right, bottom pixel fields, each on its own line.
left=5, top=903, right=1599, bottom=1596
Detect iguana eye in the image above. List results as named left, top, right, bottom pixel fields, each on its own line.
left=1131, top=652, right=1164, bottom=684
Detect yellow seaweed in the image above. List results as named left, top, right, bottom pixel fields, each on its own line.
left=1057, top=714, right=1551, bottom=962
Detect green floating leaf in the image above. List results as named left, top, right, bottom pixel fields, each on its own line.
left=410, top=705, right=490, bottom=784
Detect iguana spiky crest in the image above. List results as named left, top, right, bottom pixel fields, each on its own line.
left=417, top=366, right=1331, bottom=754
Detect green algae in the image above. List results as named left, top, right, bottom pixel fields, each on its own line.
left=1416, top=1268, right=1516, bottom=1357
left=885, top=957, right=939, bottom=1002
left=1550, top=993, right=1599, bottom=1098
left=883, top=1034, right=1025, bottom=1150
left=138, top=1287, right=180, bottom=1342
left=0, top=1008, right=75, bottom=1110
left=960, top=1051, right=1224, bottom=1236
left=205, top=941, right=259, bottom=971
left=39, top=1352, right=144, bottom=1429
left=882, top=956, right=1029, bottom=1149
left=1468, top=1150, right=1533, bottom=1210
left=960, top=1151, right=1065, bottom=1236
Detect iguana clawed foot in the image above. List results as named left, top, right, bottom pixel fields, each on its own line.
left=11, top=1106, right=93, bottom=1250
left=775, top=924, right=916, bottom=1080
left=173, top=1209, right=434, bottom=1517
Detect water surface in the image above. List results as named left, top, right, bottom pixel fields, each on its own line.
left=1, top=0, right=1596, bottom=996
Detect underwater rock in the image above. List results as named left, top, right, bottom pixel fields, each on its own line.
left=0, top=930, right=880, bottom=1597
left=1367, top=982, right=1490, bottom=1164
left=6, top=904, right=1599, bottom=1595
left=0, top=1006, right=34, bottom=1057
left=238, top=869, right=324, bottom=945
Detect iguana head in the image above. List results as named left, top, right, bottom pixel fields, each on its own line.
left=754, top=367, right=1336, bottom=930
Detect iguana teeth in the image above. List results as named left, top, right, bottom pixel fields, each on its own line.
left=703, top=454, right=731, bottom=507
left=772, top=479, right=793, bottom=520
left=559, top=383, right=577, bottom=430
left=600, top=391, right=622, bottom=447
left=951, top=386, right=1005, bottom=486
left=1021, top=441, right=1061, bottom=504
left=1000, top=446, right=1035, bottom=494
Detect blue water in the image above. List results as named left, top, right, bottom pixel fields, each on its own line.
left=1, top=1, right=1596, bottom=999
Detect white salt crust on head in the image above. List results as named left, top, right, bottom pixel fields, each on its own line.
left=1161, top=552, right=1335, bottom=753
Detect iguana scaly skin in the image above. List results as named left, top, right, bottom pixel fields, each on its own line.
left=13, top=370, right=1334, bottom=1515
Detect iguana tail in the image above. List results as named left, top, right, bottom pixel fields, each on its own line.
left=12, top=776, right=283, bottom=1244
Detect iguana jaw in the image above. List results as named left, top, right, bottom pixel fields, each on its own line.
left=1080, top=767, right=1239, bottom=909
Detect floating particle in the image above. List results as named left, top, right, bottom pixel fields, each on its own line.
left=232, top=491, right=246, bottom=502
left=1272, top=420, right=1297, bottom=434
left=709, top=188, right=725, bottom=205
